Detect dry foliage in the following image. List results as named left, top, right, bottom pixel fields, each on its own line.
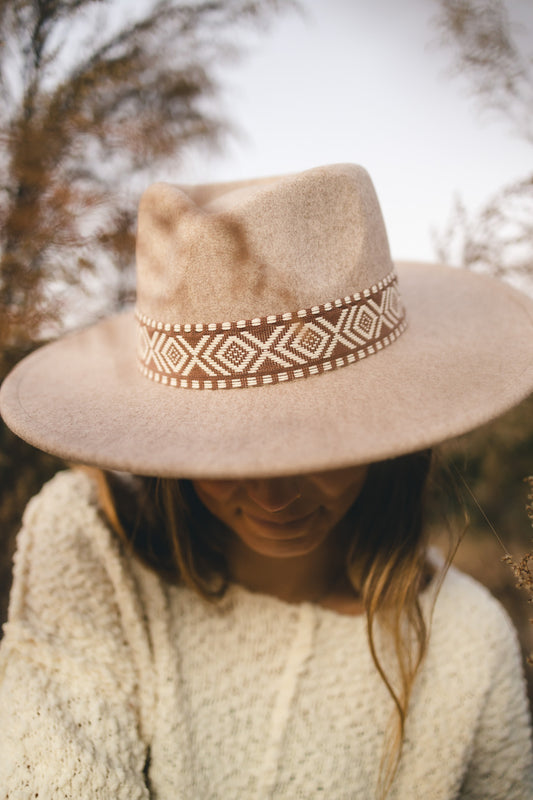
left=432, top=0, right=533, bottom=142
left=432, top=0, right=533, bottom=292
left=0, top=0, right=293, bottom=349
left=502, top=477, right=533, bottom=665
left=0, top=0, right=294, bottom=628
left=433, top=178, right=533, bottom=295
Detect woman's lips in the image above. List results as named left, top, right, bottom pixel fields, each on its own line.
left=241, top=508, right=319, bottom=538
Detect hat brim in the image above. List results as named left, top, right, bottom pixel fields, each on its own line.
left=1, top=261, right=533, bottom=478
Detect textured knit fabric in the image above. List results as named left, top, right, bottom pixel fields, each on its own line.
left=1, top=470, right=532, bottom=799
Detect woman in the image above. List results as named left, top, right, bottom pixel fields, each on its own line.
left=1, top=163, right=532, bottom=798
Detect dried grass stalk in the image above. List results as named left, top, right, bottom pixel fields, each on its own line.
left=502, top=477, right=533, bottom=665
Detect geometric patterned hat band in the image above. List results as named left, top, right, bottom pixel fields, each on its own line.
left=136, top=270, right=407, bottom=390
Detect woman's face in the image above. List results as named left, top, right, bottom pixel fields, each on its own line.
left=193, top=465, right=368, bottom=559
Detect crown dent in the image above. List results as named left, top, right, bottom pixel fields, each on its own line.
left=135, top=164, right=393, bottom=324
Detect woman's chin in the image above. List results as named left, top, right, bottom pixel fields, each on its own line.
left=236, top=511, right=329, bottom=559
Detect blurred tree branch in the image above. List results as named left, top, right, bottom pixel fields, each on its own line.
left=0, top=0, right=294, bottom=353
left=432, top=0, right=533, bottom=291
left=433, top=0, right=533, bottom=142
left=433, top=177, right=533, bottom=293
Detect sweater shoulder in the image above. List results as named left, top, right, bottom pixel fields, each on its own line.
left=0, top=471, right=152, bottom=797
left=6, top=469, right=131, bottom=643
left=20, top=467, right=100, bottom=531
left=426, top=562, right=525, bottom=685
left=434, top=563, right=516, bottom=637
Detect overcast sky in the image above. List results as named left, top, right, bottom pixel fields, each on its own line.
left=179, top=0, right=533, bottom=262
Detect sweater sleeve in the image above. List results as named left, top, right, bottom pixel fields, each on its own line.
left=0, top=471, right=152, bottom=800
left=459, top=604, right=533, bottom=800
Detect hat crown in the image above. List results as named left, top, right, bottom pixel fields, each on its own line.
left=135, top=163, right=393, bottom=323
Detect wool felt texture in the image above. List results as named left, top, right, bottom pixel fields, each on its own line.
left=1, top=470, right=532, bottom=798
left=136, top=164, right=391, bottom=321
left=1, top=164, right=533, bottom=477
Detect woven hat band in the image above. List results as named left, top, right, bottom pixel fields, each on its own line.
left=136, top=271, right=406, bottom=390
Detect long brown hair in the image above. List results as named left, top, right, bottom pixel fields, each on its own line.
left=347, top=451, right=435, bottom=794
left=87, top=448, right=442, bottom=797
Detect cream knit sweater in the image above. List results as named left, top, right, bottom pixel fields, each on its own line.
left=1, top=470, right=532, bottom=799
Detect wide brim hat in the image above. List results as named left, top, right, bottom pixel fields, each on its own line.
left=1, top=163, right=533, bottom=478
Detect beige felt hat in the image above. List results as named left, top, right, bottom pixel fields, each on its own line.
left=1, top=163, right=533, bottom=478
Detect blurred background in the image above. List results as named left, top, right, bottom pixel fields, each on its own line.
left=1, top=0, right=533, bottom=698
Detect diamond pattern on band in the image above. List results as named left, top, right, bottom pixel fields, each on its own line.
left=136, top=271, right=406, bottom=390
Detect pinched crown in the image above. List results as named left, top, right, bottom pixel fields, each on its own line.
left=134, top=164, right=405, bottom=390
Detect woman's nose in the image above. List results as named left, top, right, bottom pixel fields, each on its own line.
left=245, top=479, right=301, bottom=512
